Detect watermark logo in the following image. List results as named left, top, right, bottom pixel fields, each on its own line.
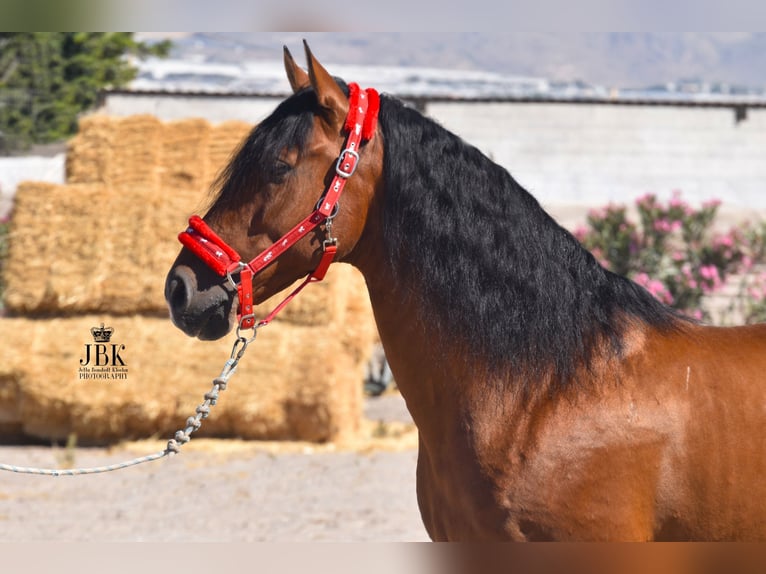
left=78, top=323, right=128, bottom=381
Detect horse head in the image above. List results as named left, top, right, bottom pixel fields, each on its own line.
left=164, top=42, right=382, bottom=340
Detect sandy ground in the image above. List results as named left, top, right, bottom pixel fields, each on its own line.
left=0, top=393, right=429, bottom=542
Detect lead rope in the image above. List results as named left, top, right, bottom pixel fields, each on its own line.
left=0, top=330, right=256, bottom=476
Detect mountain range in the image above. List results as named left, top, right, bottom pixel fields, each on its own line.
left=137, top=32, right=766, bottom=91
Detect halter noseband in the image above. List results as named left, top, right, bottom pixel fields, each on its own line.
left=178, top=83, right=380, bottom=332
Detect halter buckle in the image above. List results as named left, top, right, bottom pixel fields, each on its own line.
left=335, top=148, right=360, bottom=178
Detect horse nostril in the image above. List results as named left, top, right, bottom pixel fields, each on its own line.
left=166, top=272, right=191, bottom=316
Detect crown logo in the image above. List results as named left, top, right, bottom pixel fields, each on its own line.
left=91, top=323, right=114, bottom=343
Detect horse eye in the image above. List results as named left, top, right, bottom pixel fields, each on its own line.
left=269, top=159, right=293, bottom=182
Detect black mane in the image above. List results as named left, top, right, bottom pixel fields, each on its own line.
left=377, top=94, right=681, bottom=392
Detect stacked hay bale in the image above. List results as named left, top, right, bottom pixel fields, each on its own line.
left=206, top=120, right=253, bottom=187
left=0, top=114, right=377, bottom=444
left=159, top=118, right=211, bottom=191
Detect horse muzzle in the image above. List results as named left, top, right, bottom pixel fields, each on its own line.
left=164, top=264, right=235, bottom=340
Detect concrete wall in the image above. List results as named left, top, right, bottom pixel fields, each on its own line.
left=101, top=92, right=283, bottom=124
left=0, top=155, right=65, bottom=218
left=425, top=101, right=766, bottom=214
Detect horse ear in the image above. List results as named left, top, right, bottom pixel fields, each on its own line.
left=303, top=40, right=348, bottom=131
left=283, top=46, right=310, bottom=93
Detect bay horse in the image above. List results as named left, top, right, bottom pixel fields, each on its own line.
left=165, top=42, right=766, bottom=541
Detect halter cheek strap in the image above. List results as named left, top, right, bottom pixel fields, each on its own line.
left=178, top=83, right=379, bottom=331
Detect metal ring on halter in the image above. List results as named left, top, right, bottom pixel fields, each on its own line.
left=314, top=197, right=340, bottom=220
left=335, top=148, right=360, bottom=178
left=226, top=261, right=248, bottom=289
left=235, top=318, right=258, bottom=344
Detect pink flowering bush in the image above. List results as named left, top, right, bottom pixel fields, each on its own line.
left=728, top=221, right=766, bottom=324
left=576, top=191, right=766, bottom=323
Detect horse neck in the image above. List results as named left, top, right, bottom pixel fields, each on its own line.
left=352, top=233, right=522, bottom=439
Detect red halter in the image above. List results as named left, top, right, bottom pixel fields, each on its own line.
left=178, top=83, right=380, bottom=332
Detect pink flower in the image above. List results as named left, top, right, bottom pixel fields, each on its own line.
left=654, top=219, right=672, bottom=233
left=669, top=191, right=688, bottom=210
left=714, top=234, right=734, bottom=248
left=747, top=287, right=766, bottom=302
left=573, top=226, right=588, bottom=242
left=702, top=198, right=722, bottom=210
left=681, top=264, right=698, bottom=289
left=700, top=265, right=720, bottom=281
left=634, top=272, right=650, bottom=285
left=588, top=207, right=606, bottom=220
left=699, top=265, right=723, bottom=294
left=634, top=273, right=674, bottom=305
left=652, top=218, right=681, bottom=234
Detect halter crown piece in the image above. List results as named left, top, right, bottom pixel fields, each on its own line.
left=178, top=83, right=380, bottom=331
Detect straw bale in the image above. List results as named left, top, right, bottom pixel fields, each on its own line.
left=159, top=118, right=212, bottom=191
left=0, top=371, right=21, bottom=431
left=205, top=120, right=253, bottom=189
left=4, top=180, right=376, bottom=329
left=253, top=263, right=370, bottom=327
left=66, top=115, right=253, bottom=194
left=0, top=311, right=376, bottom=443
left=107, top=115, right=163, bottom=191
left=65, top=115, right=115, bottom=185
left=66, top=115, right=164, bottom=190
left=3, top=182, right=202, bottom=315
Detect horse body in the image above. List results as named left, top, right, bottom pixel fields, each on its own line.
left=364, top=231, right=766, bottom=540
left=165, top=42, right=766, bottom=540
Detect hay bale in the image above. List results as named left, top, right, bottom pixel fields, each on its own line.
left=4, top=180, right=374, bottom=326
left=66, top=115, right=115, bottom=185
left=205, top=120, right=253, bottom=189
left=3, top=182, right=202, bottom=315
left=0, top=371, right=21, bottom=437
left=0, top=310, right=375, bottom=443
left=108, top=115, right=163, bottom=191
left=159, top=118, right=212, bottom=191
left=66, top=115, right=253, bottom=194
left=66, top=115, right=163, bottom=191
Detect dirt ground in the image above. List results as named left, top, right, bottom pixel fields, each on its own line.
left=0, top=393, right=430, bottom=542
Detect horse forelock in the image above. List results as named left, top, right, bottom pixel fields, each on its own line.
left=376, top=94, right=683, bottom=394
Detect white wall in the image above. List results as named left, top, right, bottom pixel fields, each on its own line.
left=101, top=93, right=283, bottom=124
left=426, top=101, right=766, bottom=213
left=0, top=155, right=65, bottom=218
